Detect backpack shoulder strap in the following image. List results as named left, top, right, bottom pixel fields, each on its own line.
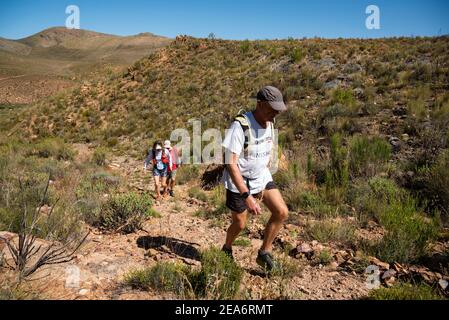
left=234, top=114, right=251, bottom=151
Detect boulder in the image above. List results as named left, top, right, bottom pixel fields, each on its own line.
left=344, top=63, right=362, bottom=74
left=323, top=79, right=341, bottom=90
left=290, top=242, right=314, bottom=260
left=382, top=269, right=397, bottom=287
left=389, top=136, right=401, bottom=152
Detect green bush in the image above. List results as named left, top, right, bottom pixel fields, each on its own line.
left=124, top=247, right=243, bottom=300
left=289, top=47, right=305, bottom=63
left=192, top=247, right=243, bottom=300
left=317, top=249, right=333, bottom=265
left=321, top=104, right=352, bottom=118
left=325, top=134, right=349, bottom=202
left=373, top=196, right=439, bottom=264
left=347, top=177, right=404, bottom=224
left=75, top=171, right=120, bottom=199
left=432, top=94, right=449, bottom=130
left=124, top=262, right=193, bottom=297
left=305, top=219, right=356, bottom=246
left=233, top=237, right=251, bottom=247
left=273, top=164, right=300, bottom=191
left=209, top=185, right=228, bottom=216
left=407, top=86, right=431, bottom=120
left=240, top=40, right=251, bottom=54
left=369, top=282, right=445, bottom=300
left=419, top=150, right=449, bottom=215
left=32, top=138, right=76, bottom=160
left=285, top=189, right=336, bottom=218
left=332, top=89, right=356, bottom=111
left=0, top=172, right=52, bottom=234
left=0, top=286, right=41, bottom=300
left=188, top=186, right=208, bottom=202
left=92, top=147, right=108, bottom=166
left=349, top=136, right=391, bottom=177
left=98, top=192, right=155, bottom=233
left=177, top=165, right=200, bottom=185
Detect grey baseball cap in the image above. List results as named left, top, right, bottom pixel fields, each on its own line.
left=257, top=86, right=287, bottom=111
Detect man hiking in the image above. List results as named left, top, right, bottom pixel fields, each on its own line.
left=144, top=140, right=172, bottom=203
left=164, top=140, right=181, bottom=197
left=221, top=86, right=289, bottom=272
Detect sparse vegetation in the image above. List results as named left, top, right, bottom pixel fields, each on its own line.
left=177, top=165, right=201, bottom=185
left=349, top=136, right=391, bottom=178
left=30, top=138, right=76, bottom=160
left=188, top=186, right=208, bottom=202
left=233, top=237, right=251, bottom=247
left=2, top=34, right=449, bottom=300
left=124, top=247, right=243, bottom=300
left=417, top=150, right=449, bottom=216
left=97, top=192, right=156, bottom=233
left=124, top=262, right=193, bottom=298
left=369, top=282, right=445, bottom=300
left=373, top=196, right=439, bottom=264
left=317, top=249, right=333, bottom=265
left=305, top=219, right=356, bottom=246
left=92, top=147, right=108, bottom=166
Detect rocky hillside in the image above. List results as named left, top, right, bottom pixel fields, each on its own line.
left=22, top=36, right=449, bottom=161
left=2, top=35, right=449, bottom=300
left=0, top=27, right=171, bottom=104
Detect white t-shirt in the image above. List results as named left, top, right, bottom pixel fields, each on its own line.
left=222, top=111, right=274, bottom=194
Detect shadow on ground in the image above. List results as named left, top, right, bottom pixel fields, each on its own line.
left=137, top=236, right=201, bottom=261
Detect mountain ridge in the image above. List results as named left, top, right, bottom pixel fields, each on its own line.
left=0, top=27, right=172, bottom=104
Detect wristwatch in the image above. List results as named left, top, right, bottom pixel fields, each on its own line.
left=241, top=191, right=250, bottom=199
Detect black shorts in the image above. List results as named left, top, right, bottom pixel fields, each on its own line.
left=225, top=181, right=278, bottom=214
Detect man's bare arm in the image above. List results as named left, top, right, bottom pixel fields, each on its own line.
left=227, top=153, right=249, bottom=194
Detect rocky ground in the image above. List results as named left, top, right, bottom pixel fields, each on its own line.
left=1, top=149, right=377, bottom=300
left=1, top=144, right=448, bottom=300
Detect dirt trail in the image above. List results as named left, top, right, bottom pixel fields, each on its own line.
left=1, top=152, right=371, bottom=300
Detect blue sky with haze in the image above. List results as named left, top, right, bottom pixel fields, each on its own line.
left=1, top=0, right=448, bottom=40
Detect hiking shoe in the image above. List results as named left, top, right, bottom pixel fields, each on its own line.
left=256, top=250, right=280, bottom=273
left=169, top=190, right=175, bottom=197
left=221, top=245, right=234, bottom=260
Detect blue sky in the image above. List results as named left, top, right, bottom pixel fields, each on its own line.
left=1, top=0, right=448, bottom=40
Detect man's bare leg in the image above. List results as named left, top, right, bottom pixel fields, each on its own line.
left=225, top=211, right=248, bottom=249
left=260, top=188, right=289, bottom=252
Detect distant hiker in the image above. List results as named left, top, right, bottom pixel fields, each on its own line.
left=164, top=140, right=181, bottom=197
left=221, top=86, right=289, bottom=272
left=144, top=140, right=172, bottom=203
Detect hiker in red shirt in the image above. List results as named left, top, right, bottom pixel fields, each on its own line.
left=164, top=140, right=181, bottom=197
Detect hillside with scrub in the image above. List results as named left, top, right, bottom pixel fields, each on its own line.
left=1, top=35, right=449, bottom=300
